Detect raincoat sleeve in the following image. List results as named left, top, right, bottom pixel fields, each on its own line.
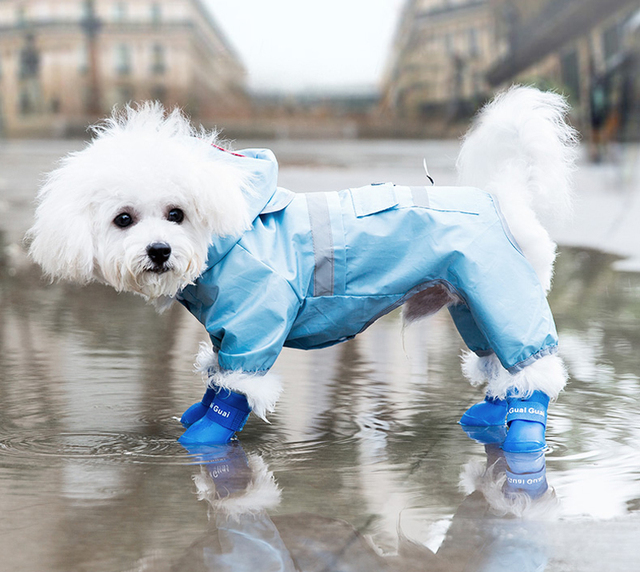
left=206, top=247, right=302, bottom=374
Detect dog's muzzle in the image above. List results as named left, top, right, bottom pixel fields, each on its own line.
left=146, top=242, right=172, bottom=272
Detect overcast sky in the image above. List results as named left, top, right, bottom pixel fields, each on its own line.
left=203, top=0, right=407, bottom=94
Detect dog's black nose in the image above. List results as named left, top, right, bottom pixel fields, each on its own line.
left=147, top=242, right=171, bottom=265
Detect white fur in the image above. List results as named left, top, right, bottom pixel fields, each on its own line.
left=194, top=453, right=282, bottom=519
left=195, top=343, right=282, bottom=422
left=457, top=85, right=579, bottom=293
left=461, top=352, right=505, bottom=389
left=459, top=459, right=559, bottom=519
left=462, top=352, right=568, bottom=400
left=27, top=102, right=252, bottom=301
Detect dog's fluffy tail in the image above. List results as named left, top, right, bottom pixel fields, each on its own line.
left=456, top=86, right=579, bottom=291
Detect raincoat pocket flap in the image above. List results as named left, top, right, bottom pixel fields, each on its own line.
left=350, top=184, right=398, bottom=217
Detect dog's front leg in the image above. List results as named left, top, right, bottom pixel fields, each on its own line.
left=178, top=351, right=253, bottom=445
left=178, top=344, right=283, bottom=445
left=179, top=384, right=252, bottom=445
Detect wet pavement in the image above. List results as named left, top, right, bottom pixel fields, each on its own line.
left=1, top=139, right=640, bottom=571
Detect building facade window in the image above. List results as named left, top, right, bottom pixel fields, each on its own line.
left=83, top=85, right=100, bottom=113
left=151, top=3, right=162, bottom=24
left=19, top=35, right=40, bottom=80
left=116, top=84, right=134, bottom=104
left=79, top=44, right=89, bottom=75
left=16, top=6, right=26, bottom=27
left=19, top=86, right=40, bottom=115
left=115, top=44, right=132, bottom=75
left=19, top=88, right=31, bottom=114
left=81, top=0, right=91, bottom=19
left=113, top=2, right=127, bottom=22
left=468, top=28, right=479, bottom=57
left=151, top=44, right=166, bottom=74
left=445, top=32, right=454, bottom=55
left=151, top=84, right=167, bottom=103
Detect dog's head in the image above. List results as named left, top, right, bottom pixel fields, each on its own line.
left=27, top=103, right=251, bottom=301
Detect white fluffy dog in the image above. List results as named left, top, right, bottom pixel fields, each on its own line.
left=27, top=86, right=578, bottom=448
left=29, top=114, right=250, bottom=302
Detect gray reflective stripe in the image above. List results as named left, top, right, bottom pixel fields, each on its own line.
left=306, top=193, right=334, bottom=297
left=411, top=186, right=430, bottom=208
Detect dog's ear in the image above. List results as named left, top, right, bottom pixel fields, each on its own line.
left=27, top=169, right=95, bottom=284
left=187, top=157, right=254, bottom=238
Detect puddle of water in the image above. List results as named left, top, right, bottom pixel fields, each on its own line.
left=2, top=141, right=640, bottom=571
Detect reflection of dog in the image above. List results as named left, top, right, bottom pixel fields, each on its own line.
left=28, top=87, right=577, bottom=447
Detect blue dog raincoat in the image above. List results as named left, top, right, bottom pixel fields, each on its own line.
left=177, top=147, right=558, bottom=377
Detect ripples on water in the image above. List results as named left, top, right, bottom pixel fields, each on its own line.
left=2, top=142, right=640, bottom=570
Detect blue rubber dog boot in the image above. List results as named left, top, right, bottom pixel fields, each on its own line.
left=459, top=396, right=508, bottom=426
left=180, top=386, right=218, bottom=428
left=460, top=424, right=508, bottom=445
left=179, top=389, right=251, bottom=445
left=502, top=391, right=550, bottom=453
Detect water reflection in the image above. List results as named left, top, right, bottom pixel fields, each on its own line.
left=177, top=443, right=295, bottom=572
left=175, top=441, right=557, bottom=572
left=439, top=441, right=556, bottom=572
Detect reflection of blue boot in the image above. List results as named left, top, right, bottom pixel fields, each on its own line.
left=180, top=386, right=218, bottom=428
left=179, top=389, right=251, bottom=445
left=460, top=396, right=508, bottom=426
left=504, top=450, right=548, bottom=499
left=502, top=391, right=549, bottom=453
left=181, top=442, right=253, bottom=494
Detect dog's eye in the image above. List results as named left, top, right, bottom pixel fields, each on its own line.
left=167, top=208, right=184, bottom=224
left=113, top=212, right=134, bottom=228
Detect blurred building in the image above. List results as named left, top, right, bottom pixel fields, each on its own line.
left=0, top=0, right=247, bottom=137
left=383, top=0, right=504, bottom=120
left=384, top=0, right=640, bottom=140
left=488, top=0, right=640, bottom=142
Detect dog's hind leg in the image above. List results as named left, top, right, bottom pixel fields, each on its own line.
left=446, top=210, right=568, bottom=451
left=461, top=351, right=567, bottom=452
left=452, top=305, right=509, bottom=430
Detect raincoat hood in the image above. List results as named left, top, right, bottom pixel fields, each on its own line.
left=205, top=146, right=294, bottom=267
